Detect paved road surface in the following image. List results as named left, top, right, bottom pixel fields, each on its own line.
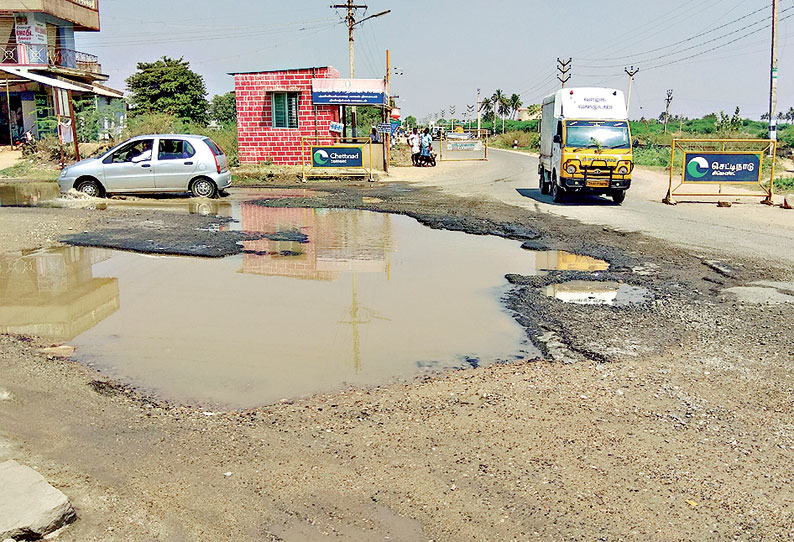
left=392, top=148, right=794, bottom=266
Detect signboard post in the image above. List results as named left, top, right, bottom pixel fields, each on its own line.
left=664, top=139, right=776, bottom=205
left=301, top=137, right=373, bottom=181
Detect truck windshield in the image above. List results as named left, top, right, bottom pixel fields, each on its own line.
left=565, top=120, right=630, bottom=149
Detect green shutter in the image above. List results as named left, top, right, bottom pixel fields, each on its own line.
left=272, top=93, right=287, bottom=128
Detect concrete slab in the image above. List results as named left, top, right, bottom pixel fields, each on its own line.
left=0, top=460, right=75, bottom=540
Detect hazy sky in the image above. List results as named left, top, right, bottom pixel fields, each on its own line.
left=78, top=0, right=793, bottom=121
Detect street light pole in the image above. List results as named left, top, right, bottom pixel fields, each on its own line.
left=769, top=0, right=779, bottom=142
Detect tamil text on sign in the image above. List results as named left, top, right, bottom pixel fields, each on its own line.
left=683, top=152, right=762, bottom=183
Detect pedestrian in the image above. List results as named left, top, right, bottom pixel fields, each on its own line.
left=408, top=128, right=420, bottom=166
left=370, top=127, right=379, bottom=143
left=420, top=128, right=433, bottom=166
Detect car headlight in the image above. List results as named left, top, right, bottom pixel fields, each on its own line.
left=617, top=165, right=629, bottom=175
left=566, top=164, right=577, bottom=175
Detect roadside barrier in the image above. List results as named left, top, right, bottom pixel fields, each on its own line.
left=301, top=137, right=374, bottom=182
left=663, top=139, right=776, bottom=205
left=439, top=134, right=488, bottom=162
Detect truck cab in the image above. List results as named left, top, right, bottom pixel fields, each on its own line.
left=539, top=88, right=633, bottom=204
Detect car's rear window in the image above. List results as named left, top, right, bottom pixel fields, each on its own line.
left=203, top=138, right=224, bottom=156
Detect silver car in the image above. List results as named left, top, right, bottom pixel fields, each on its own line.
left=58, top=134, right=232, bottom=198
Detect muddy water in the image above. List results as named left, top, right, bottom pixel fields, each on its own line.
left=1, top=207, right=609, bottom=408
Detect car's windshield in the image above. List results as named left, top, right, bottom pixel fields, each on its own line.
left=564, top=120, right=630, bottom=149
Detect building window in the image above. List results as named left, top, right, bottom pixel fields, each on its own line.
left=272, top=92, right=298, bottom=129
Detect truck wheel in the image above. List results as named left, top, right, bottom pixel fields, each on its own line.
left=551, top=175, right=566, bottom=203
left=539, top=170, right=550, bottom=194
left=610, top=189, right=626, bottom=205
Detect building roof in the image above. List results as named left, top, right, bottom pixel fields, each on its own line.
left=227, top=66, right=333, bottom=76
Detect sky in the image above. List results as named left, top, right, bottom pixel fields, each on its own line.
left=77, top=0, right=794, bottom=122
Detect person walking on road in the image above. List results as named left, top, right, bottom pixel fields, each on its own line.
left=420, top=128, right=433, bottom=167
left=408, top=128, right=421, bottom=166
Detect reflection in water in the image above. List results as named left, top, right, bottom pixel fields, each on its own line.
left=544, top=280, right=649, bottom=306
left=532, top=251, right=609, bottom=273
left=0, top=247, right=119, bottom=340
left=0, top=183, right=60, bottom=207
left=68, top=209, right=542, bottom=408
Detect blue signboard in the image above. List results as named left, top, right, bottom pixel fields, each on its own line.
left=683, top=152, right=762, bottom=183
left=311, top=146, right=363, bottom=168
left=311, top=91, right=386, bottom=106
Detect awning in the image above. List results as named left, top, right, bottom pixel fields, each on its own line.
left=91, top=83, right=123, bottom=98
left=0, top=66, right=92, bottom=92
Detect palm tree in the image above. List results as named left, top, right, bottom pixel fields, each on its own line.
left=492, top=89, right=506, bottom=132
left=509, top=93, right=523, bottom=119
left=786, top=107, right=794, bottom=124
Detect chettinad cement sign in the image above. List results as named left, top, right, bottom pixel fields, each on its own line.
left=683, top=152, right=762, bottom=183
left=311, top=146, right=363, bottom=168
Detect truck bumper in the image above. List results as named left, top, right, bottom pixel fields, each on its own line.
left=561, top=177, right=631, bottom=192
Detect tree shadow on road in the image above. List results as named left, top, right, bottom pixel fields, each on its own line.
left=515, top=188, right=619, bottom=207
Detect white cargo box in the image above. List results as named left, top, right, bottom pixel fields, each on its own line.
left=544, top=88, right=627, bottom=120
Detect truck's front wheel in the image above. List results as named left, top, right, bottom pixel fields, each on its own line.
left=551, top=174, right=566, bottom=203
left=610, top=189, right=626, bottom=205
left=539, top=169, right=550, bottom=194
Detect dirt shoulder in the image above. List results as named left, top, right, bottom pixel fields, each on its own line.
left=1, top=182, right=793, bottom=541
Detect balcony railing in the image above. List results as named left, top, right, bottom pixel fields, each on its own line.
left=0, top=43, right=100, bottom=74
left=68, top=0, right=98, bottom=10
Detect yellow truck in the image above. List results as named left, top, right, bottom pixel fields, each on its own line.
left=538, top=87, right=633, bottom=204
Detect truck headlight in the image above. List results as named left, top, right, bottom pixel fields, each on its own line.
left=566, top=164, right=577, bottom=175
left=617, top=165, right=629, bottom=175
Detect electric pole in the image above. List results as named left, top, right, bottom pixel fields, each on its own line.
left=769, top=0, right=778, bottom=142
left=331, top=1, right=390, bottom=138
left=663, top=89, right=673, bottom=134
left=557, top=58, right=571, bottom=88
left=624, top=65, right=639, bottom=117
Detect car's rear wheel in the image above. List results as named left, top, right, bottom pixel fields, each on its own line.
left=190, top=177, right=218, bottom=199
left=75, top=178, right=103, bottom=198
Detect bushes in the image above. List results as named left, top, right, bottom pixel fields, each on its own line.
left=490, top=130, right=539, bottom=151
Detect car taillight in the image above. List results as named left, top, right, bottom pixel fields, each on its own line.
left=214, top=154, right=221, bottom=174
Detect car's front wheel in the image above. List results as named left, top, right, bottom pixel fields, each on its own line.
left=610, top=189, right=626, bottom=205
left=75, top=178, right=103, bottom=198
left=190, top=177, right=218, bottom=199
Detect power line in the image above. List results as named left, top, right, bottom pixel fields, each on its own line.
left=577, top=5, right=794, bottom=70
left=574, top=4, right=769, bottom=62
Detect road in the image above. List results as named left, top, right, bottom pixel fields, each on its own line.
left=393, top=148, right=794, bottom=266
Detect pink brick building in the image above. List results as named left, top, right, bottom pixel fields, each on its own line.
left=231, top=66, right=342, bottom=165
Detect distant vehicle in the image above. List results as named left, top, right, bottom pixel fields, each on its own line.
left=538, top=87, right=633, bottom=204
left=58, top=134, right=232, bottom=198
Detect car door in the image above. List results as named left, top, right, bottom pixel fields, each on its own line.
left=102, top=139, right=155, bottom=191
left=153, top=138, right=199, bottom=190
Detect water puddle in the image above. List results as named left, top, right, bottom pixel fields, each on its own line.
left=0, top=207, right=615, bottom=407
left=0, top=183, right=60, bottom=206
left=544, top=280, right=649, bottom=306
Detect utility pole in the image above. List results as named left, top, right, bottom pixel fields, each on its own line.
left=449, top=105, right=455, bottom=131
left=557, top=58, right=571, bottom=88
left=769, top=0, right=778, bottom=142
left=663, top=89, right=673, bottom=134
left=624, top=65, right=639, bottom=116
left=331, top=1, right=390, bottom=138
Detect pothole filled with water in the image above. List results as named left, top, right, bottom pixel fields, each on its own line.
left=544, top=280, right=649, bottom=306
left=1, top=206, right=610, bottom=408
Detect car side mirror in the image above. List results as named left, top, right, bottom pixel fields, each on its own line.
left=632, top=138, right=639, bottom=147
left=553, top=134, right=562, bottom=144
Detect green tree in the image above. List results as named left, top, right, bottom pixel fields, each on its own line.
left=126, top=56, right=209, bottom=125
left=209, top=92, right=236, bottom=126
left=404, top=115, right=417, bottom=128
